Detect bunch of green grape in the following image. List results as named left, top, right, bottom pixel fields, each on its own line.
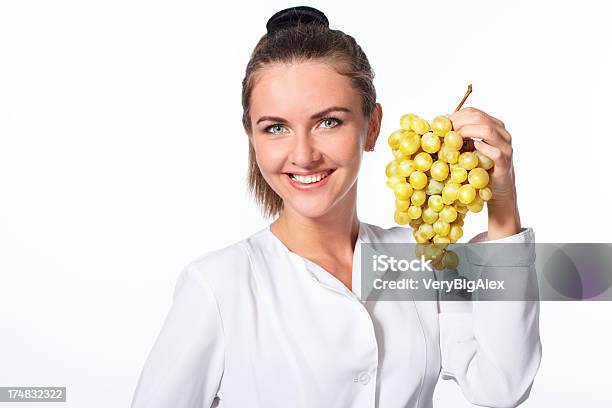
left=386, top=113, right=495, bottom=269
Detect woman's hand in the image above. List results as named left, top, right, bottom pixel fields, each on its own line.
left=447, top=107, right=522, bottom=240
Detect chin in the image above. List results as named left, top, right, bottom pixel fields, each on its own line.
left=285, top=198, right=335, bottom=219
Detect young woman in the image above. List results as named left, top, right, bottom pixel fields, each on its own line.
left=131, top=6, right=541, bottom=408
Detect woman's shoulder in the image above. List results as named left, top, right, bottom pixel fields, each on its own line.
left=178, top=226, right=276, bottom=291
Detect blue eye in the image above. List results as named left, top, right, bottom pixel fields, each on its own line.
left=320, top=118, right=342, bottom=128
left=265, top=124, right=286, bottom=135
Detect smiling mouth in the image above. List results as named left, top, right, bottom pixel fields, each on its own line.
left=286, top=169, right=335, bottom=185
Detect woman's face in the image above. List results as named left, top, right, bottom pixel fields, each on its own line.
left=249, top=61, right=382, bottom=219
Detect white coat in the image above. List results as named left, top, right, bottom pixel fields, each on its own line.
left=131, top=221, right=541, bottom=408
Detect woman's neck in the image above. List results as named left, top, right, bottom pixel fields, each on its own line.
left=269, top=192, right=360, bottom=265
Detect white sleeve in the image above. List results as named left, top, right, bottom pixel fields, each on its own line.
left=131, top=264, right=225, bottom=408
left=438, top=227, right=542, bottom=408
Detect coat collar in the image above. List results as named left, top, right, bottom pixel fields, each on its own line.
left=265, top=220, right=370, bottom=302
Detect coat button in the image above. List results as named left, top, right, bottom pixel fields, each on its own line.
left=358, top=372, right=371, bottom=385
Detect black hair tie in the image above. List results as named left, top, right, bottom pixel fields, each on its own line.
left=266, top=6, right=329, bottom=35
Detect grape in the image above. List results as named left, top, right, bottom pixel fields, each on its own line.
left=409, top=171, right=428, bottom=190
left=399, top=131, right=421, bottom=155
left=467, top=195, right=485, bottom=213
left=414, top=152, right=433, bottom=172
left=476, top=150, right=494, bottom=170
left=418, top=223, right=436, bottom=240
left=394, top=210, right=411, bottom=225
left=439, top=205, right=458, bottom=223
left=421, top=132, right=441, bottom=153
left=386, top=175, right=404, bottom=189
left=388, top=130, right=404, bottom=149
left=449, top=224, right=464, bottom=241
left=409, top=218, right=423, bottom=229
left=428, top=195, right=444, bottom=212
left=430, top=160, right=449, bottom=181
left=430, top=254, right=445, bottom=269
left=414, top=230, right=429, bottom=244
left=431, top=116, right=452, bottom=136
left=433, top=220, right=450, bottom=237
left=458, top=152, right=479, bottom=170
left=445, top=150, right=460, bottom=164
left=437, top=145, right=448, bottom=162
left=422, top=240, right=452, bottom=265
left=407, top=205, right=423, bottom=219
left=426, top=178, right=444, bottom=195
left=397, top=159, right=416, bottom=177
left=444, top=131, right=463, bottom=151
left=479, top=186, right=493, bottom=201
left=392, top=149, right=405, bottom=160
left=442, top=250, right=459, bottom=269
left=394, top=182, right=413, bottom=200
left=400, top=113, right=418, bottom=130
left=424, top=244, right=445, bottom=262
left=441, top=182, right=460, bottom=204
left=412, top=117, right=430, bottom=134
left=453, top=201, right=469, bottom=214
left=468, top=167, right=489, bottom=189
left=422, top=207, right=439, bottom=224
left=457, top=184, right=477, bottom=204
left=433, top=234, right=451, bottom=244
left=386, top=160, right=399, bottom=177
left=450, top=166, right=468, bottom=183
left=395, top=198, right=410, bottom=211
left=411, top=189, right=427, bottom=206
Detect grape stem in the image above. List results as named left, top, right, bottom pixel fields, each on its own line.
left=454, top=84, right=473, bottom=112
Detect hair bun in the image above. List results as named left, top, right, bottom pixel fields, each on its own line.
left=266, top=6, right=329, bottom=35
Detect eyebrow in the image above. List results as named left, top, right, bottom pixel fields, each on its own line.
left=256, top=106, right=352, bottom=125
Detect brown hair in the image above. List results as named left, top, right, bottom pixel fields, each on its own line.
left=241, top=19, right=377, bottom=219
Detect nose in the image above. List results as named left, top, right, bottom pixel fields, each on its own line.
left=290, top=132, right=322, bottom=167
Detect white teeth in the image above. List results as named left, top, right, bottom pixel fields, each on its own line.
left=290, top=170, right=331, bottom=184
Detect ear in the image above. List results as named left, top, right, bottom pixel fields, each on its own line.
left=365, top=103, right=383, bottom=151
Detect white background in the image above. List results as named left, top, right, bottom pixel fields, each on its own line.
left=1, top=0, right=611, bottom=406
